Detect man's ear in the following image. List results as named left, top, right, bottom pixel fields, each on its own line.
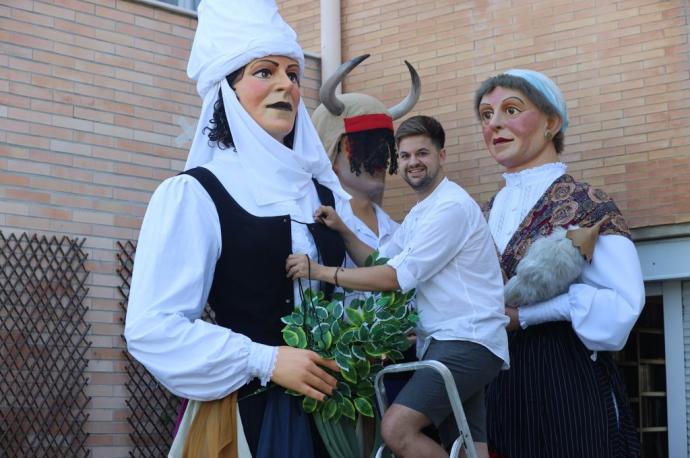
left=439, top=147, right=447, bottom=164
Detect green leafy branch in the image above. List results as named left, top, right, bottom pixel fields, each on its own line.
left=281, top=251, right=417, bottom=423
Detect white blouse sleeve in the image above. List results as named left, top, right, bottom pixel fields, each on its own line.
left=124, top=175, right=277, bottom=401
left=519, top=234, right=645, bottom=351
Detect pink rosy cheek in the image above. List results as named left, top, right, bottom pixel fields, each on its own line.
left=504, top=110, right=541, bottom=137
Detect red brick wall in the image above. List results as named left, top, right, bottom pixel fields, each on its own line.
left=1, top=0, right=688, bottom=455
left=278, top=0, right=690, bottom=227
left=0, top=1, right=319, bottom=455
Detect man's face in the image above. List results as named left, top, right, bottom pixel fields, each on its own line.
left=397, top=134, right=445, bottom=195
left=333, top=135, right=386, bottom=198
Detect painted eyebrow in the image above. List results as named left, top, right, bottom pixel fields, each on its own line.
left=479, top=96, right=526, bottom=106
left=252, top=59, right=279, bottom=67
left=251, top=59, right=299, bottom=71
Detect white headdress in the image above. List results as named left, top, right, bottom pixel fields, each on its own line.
left=185, top=0, right=348, bottom=204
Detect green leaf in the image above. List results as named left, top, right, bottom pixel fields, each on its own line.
left=355, top=380, right=375, bottom=397
left=387, top=349, right=404, bottom=361
left=292, top=312, right=304, bottom=326
left=357, top=325, right=370, bottom=341
left=340, top=397, right=356, bottom=420
left=392, top=305, right=407, bottom=320
left=345, top=307, right=364, bottom=326
left=335, top=353, right=350, bottom=371
left=312, top=322, right=330, bottom=337
left=337, top=381, right=351, bottom=398
left=349, top=298, right=364, bottom=308
left=332, top=389, right=344, bottom=403
left=315, top=306, right=329, bottom=320
left=323, top=398, right=338, bottom=420
left=330, top=320, right=341, bottom=337
left=341, top=367, right=358, bottom=384
left=280, top=315, right=294, bottom=325
left=340, top=329, right=357, bottom=345
left=376, top=309, right=393, bottom=321
left=364, top=296, right=375, bottom=312
left=355, top=359, right=371, bottom=378
left=336, top=341, right=351, bottom=358
left=317, top=330, right=333, bottom=351
left=364, top=250, right=379, bottom=267
left=383, top=322, right=399, bottom=334
left=364, top=342, right=385, bottom=358
left=352, top=345, right=367, bottom=361
left=376, top=295, right=391, bottom=308
left=332, top=303, right=344, bottom=320
left=302, top=396, right=319, bottom=414
left=354, top=397, right=374, bottom=417
left=374, top=256, right=389, bottom=266
left=282, top=326, right=307, bottom=349
left=331, top=292, right=345, bottom=303
left=369, top=322, right=385, bottom=340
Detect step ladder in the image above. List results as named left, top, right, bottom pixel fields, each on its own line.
left=373, top=360, right=478, bottom=458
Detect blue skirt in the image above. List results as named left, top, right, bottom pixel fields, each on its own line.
left=238, top=383, right=329, bottom=458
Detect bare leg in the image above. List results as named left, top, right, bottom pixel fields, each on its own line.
left=381, top=404, right=447, bottom=458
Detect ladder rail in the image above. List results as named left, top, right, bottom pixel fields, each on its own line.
left=373, top=360, right=478, bottom=458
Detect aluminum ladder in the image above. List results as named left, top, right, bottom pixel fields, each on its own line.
left=373, top=360, right=478, bottom=458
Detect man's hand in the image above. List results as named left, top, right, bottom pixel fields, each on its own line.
left=505, top=307, right=520, bottom=331
left=314, top=205, right=348, bottom=234
left=286, top=253, right=327, bottom=281
left=271, top=346, right=339, bottom=401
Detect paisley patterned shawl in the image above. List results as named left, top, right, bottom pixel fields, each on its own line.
left=482, top=174, right=630, bottom=281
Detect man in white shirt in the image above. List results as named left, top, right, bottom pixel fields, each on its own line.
left=286, top=115, right=509, bottom=458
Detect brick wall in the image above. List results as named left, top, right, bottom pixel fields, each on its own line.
left=278, top=0, right=690, bottom=227
left=0, top=1, right=319, bottom=456
left=1, top=0, right=688, bottom=455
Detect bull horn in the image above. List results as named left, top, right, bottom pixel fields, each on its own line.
left=388, top=61, right=421, bottom=120
left=319, top=54, right=370, bottom=116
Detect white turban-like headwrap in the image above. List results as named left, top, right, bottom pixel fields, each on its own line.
left=185, top=0, right=348, bottom=205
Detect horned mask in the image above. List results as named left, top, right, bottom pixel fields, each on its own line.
left=311, top=54, right=421, bottom=162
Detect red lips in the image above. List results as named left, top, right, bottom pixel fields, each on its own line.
left=493, top=137, right=513, bottom=145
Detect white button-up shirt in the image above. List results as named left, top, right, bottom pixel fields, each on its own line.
left=335, top=198, right=399, bottom=306
left=381, top=178, right=509, bottom=367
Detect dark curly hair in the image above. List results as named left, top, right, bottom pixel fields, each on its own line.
left=474, top=73, right=565, bottom=153
left=341, top=128, right=398, bottom=176
left=203, top=67, right=295, bottom=149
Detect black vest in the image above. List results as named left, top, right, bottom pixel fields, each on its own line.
left=183, top=167, right=345, bottom=346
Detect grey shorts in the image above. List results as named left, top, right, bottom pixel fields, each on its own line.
left=393, top=339, right=502, bottom=445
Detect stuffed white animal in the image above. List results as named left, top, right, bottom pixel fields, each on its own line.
left=504, top=227, right=585, bottom=307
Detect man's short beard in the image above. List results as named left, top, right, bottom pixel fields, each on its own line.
left=403, top=169, right=437, bottom=192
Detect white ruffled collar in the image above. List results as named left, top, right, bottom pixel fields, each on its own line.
left=503, top=162, right=567, bottom=188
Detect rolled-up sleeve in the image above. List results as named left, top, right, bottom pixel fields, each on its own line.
left=386, top=201, right=471, bottom=292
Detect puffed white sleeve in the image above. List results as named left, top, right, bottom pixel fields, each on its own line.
left=519, top=234, right=645, bottom=351
left=124, top=175, right=277, bottom=401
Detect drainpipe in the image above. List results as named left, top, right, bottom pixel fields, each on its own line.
left=320, top=0, right=341, bottom=93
